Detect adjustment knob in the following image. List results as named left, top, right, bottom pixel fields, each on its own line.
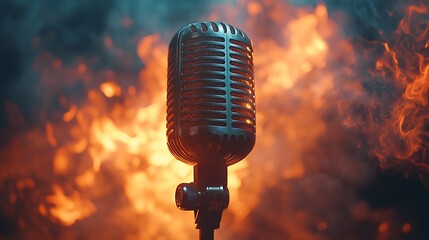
left=175, top=183, right=199, bottom=210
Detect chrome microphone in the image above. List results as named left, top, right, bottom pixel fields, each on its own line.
left=166, top=21, right=255, bottom=239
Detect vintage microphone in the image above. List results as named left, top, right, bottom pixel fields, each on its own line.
left=166, top=21, right=255, bottom=240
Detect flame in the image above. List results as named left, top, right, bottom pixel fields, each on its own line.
left=368, top=3, right=429, bottom=172
left=43, top=185, right=96, bottom=226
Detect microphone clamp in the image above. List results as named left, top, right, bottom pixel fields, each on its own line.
left=175, top=183, right=229, bottom=228
left=175, top=162, right=229, bottom=231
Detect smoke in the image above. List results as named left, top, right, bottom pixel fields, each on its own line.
left=0, top=0, right=222, bottom=129
left=334, top=0, right=429, bottom=181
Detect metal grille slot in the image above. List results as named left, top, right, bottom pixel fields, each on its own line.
left=182, top=89, right=226, bottom=97
left=231, top=91, right=254, bottom=102
left=230, top=68, right=253, bottom=80
left=182, top=112, right=226, bottom=120
left=229, top=25, right=236, bottom=34
left=220, top=23, right=227, bottom=33
left=183, top=81, right=225, bottom=89
left=229, top=53, right=252, bottom=64
left=182, top=105, right=226, bottom=112
left=230, top=61, right=253, bottom=74
left=201, top=22, right=208, bottom=32
left=231, top=76, right=254, bottom=88
left=190, top=24, right=198, bottom=33
left=182, top=73, right=225, bottom=82
left=182, top=44, right=225, bottom=52
left=183, top=51, right=225, bottom=60
left=230, top=83, right=252, bottom=91
left=231, top=122, right=254, bottom=132
left=231, top=107, right=254, bottom=118
left=230, top=39, right=251, bottom=50
left=184, top=36, right=225, bottom=44
left=182, top=97, right=226, bottom=105
left=229, top=46, right=252, bottom=59
left=232, top=115, right=255, bottom=124
left=167, top=111, right=175, bottom=121
left=182, top=66, right=225, bottom=75
left=183, top=58, right=225, bottom=65
left=210, top=22, right=219, bottom=32
left=182, top=120, right=227, bottom=127
left=231, top=99, right=254, bottom=109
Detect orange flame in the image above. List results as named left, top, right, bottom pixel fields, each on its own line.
left=370, top=3, right=429, bottom=172
left=43, top=185, right=96, bottom=226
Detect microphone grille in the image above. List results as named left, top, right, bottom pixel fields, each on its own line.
left=167, top=21, right=255, bottom=164
left=168, top=22, right=255, bottom=132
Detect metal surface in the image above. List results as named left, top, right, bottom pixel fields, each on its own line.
left=175, top=183, right=200, bottom=210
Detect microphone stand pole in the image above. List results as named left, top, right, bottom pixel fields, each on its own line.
left=199, top=229, right=214, bottom=240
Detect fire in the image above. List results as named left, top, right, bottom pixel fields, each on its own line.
left=366, top=3, right=429, bottom=172
left=1, top=0, right=428, bottom=239
left=256, top=5, right=329, bottom=91
left=43, top=185, right=96, bottom=226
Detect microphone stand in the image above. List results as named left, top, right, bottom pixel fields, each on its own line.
left=175, top=161, right=229, bottom=240
left=199, top=229, right=214, bottom=240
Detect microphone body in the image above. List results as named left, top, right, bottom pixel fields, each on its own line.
left=167, top=21, right=255, bottom=166
left=167, top=22, right=255, bottom=238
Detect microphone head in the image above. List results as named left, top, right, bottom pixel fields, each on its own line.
left=167, top=21, right=255, bottom=166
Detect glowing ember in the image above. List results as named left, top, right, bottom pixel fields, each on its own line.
left=100, top=82, right=121, bottom=98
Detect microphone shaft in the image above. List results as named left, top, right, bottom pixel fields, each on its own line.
left=199, top=229, right=214, bottom=240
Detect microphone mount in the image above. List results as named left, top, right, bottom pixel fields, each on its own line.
left=175, top=162, right=229, bottom=240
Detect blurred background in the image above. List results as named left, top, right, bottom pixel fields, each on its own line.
left=0, top=0, right=428, bottom=239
